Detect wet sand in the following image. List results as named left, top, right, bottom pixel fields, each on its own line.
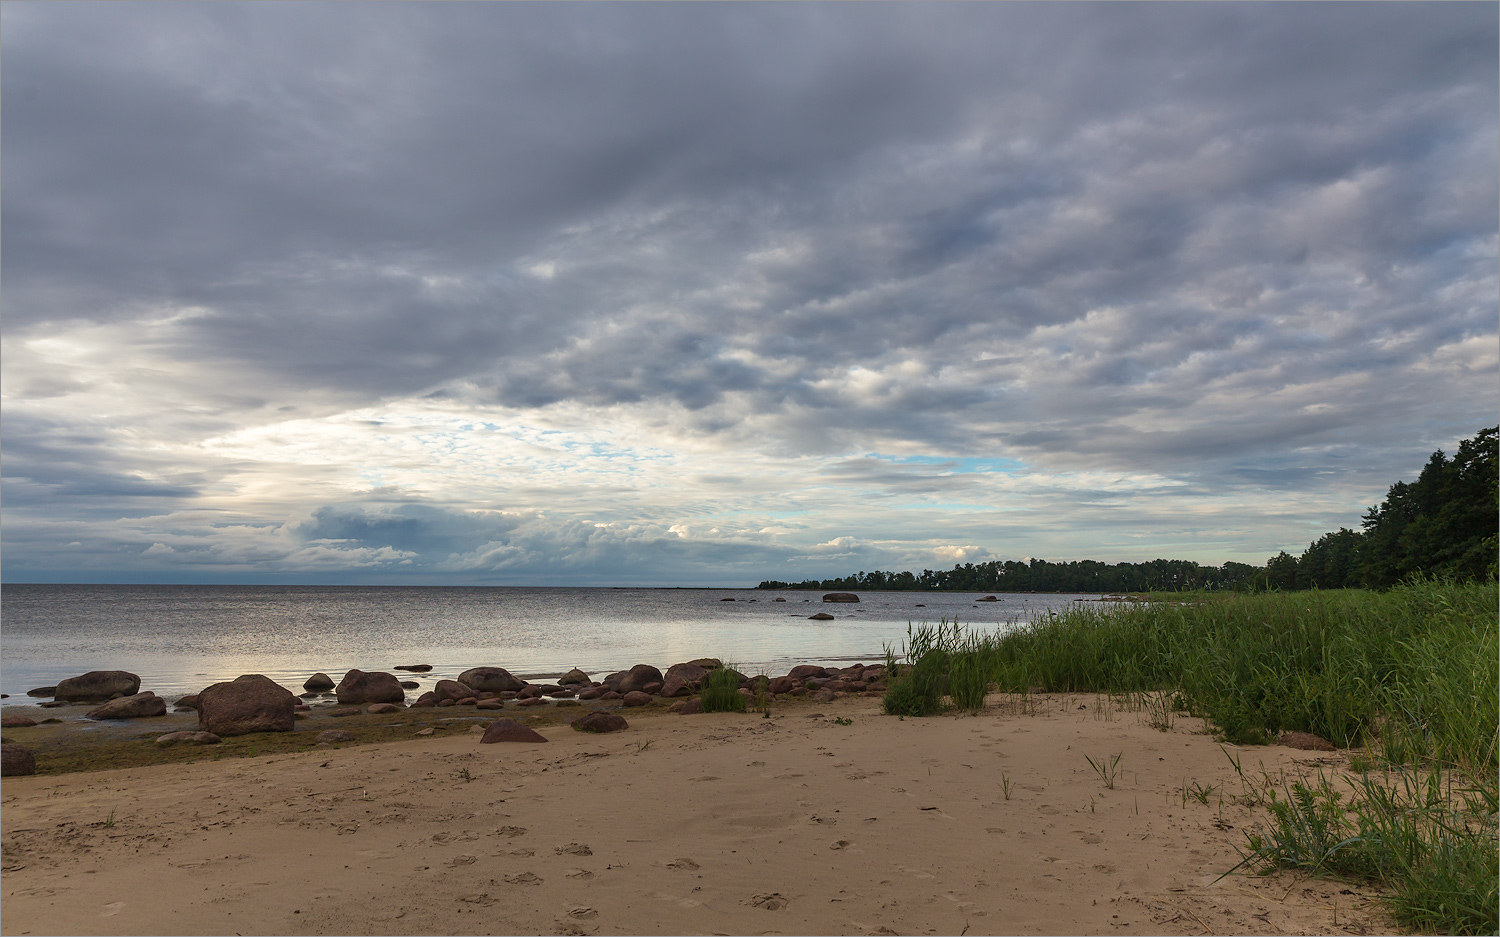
left=2, top=693, right=1388, bottom=936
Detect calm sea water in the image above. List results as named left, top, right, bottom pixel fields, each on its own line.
left=0, top=584, right=1097, bottom=704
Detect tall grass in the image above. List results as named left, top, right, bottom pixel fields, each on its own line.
left=699, top=664, right=746, bottom=714
left=885, top=579, right=1497, bottom=934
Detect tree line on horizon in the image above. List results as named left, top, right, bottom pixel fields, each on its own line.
left=758, top=426, right=1497, bottom=594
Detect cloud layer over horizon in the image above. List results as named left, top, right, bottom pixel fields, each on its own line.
left=3, top=3, right=1496, bottom=585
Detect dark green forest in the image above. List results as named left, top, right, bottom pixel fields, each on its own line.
left=758, top=426, right=1497, bottom=593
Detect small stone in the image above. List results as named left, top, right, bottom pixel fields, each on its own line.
left=1280, top=731, right=1337, bottom=751
left=415, top=727, right=435, bottom=736
left=317, top=729, right=356, bottom=744
left=155, top=731, right=220, bottom=747
left=0, top=715, right=37, bottom=728
left=328, top=707, right=362, bottom=717
left=366, top=703, right=402, bottom=714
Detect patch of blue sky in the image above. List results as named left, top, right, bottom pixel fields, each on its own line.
left=867, top=454, right=1026, bottom=475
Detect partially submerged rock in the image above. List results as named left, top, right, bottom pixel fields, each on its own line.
left=822, top=592, right=860, bottom=603
left=26, top=686, right=57, bottom=698
left=558, top=668, right=592, bottom=686
left=433, top=680, right=477, bottom=704
left=303, top=673, right=335, bottom=691
left=457, top=667, right=525, bottom=694
left=808, top=612, right=835, bottom=621
left=335, top=669, right=405, bottom=705
left=393, top=664, right=433, bottom=673
left=54, top=671, right=141, bottom=702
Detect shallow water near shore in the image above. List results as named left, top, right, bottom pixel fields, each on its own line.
left=1, top=584, right=1095, bottom=702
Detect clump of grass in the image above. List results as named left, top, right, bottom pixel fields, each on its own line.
left=700, top=664, right=746, bottom=714
left=881, top=620, right=995, bottom=716
left=1085, top=752, right=1122, bottom=789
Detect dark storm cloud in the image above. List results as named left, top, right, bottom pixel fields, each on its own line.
left=3, top=2, right=1496, bottom=582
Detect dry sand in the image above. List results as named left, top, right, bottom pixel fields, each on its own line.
left=2, top=693, right=1390, bottom=936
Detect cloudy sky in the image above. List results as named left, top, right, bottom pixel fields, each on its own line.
left=3, top=3, right=1496, bottom=586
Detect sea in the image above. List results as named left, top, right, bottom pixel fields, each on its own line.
left=0, top=584, right=1098, bottom=704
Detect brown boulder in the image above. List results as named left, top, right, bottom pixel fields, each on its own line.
left=812, top=689, right=837, bottom=703
left=411, top=692, right=438, bottom=707
left=687, top=658, right=722, bottom=670
left=433, top=680, right=477, bottom=704
left=669, top=697, right=704, bottom=715
left=2, top=744, right=37, bottom=776
left=317, top=729, right=357, bottom=744
left=457, top=667, right=525, bottom=694
left=366, top=703, right=403, bottom=714
left=822, top=592, right=860, bottom=603
left=976, top=595, right=999, bottom=602
left=87, top=691, right=167, bottom=720
left=622, top=691, right=653, bottom=707
left=558, top=668, right=592, bottom=685
left=1, top=715, right=37, bottom=728
left=517, top=697, right=546, bottom=707
left=788, top=665, right=829, bottom=681
left=571, top=712, right=628, bottom=733
left=481, top=719, right=548, bottom=743
left=1280, top=731, right=1336, bottom=752
left=197, top=674, right=297, bottom=736
left=577, top=685, right=609, bottom=700
left=154, top=730, right=220, bottom=746
left=616, top=664, right=663, bottom=694
left=768, top=676, right=796, bottom=695
left=26, top=686, right=57, bottom=697
left=335, top=669, right=405, bottom=705
left=54, top=670, right=140, bottom=702
left=517, top=685, right=546, bottom=700
left=659, top=676, right=695, bottom=698
left=808, top=612, right=835, bottom=620
left=303, top=673, right=335, bottom=691
left=175, top=694, right=200, bottom=709
left=393, top=664, right=432, bottom=672
left=598, top=690, right=622, bottom=700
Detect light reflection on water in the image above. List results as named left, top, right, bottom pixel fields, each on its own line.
left=0, top=584, right=1096, bottom=702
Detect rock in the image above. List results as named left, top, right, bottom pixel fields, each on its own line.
left=598, top=690, right=622, bottom=701
left=26, top=686, right=57, bottom=698
left=87, top=691, right=167, bottom=720
left=808, top=612, right=835, bottom=621
left=642, top=682, right=663, bottom=695
left=394, top=664, right=433, bottom=672
left=317, top=729, right=357, bottom=744
left=1280, top=731, right=1337, bottom=752
left=366, top=703, right=403, bottom=714
left=773, top=597, right=786, bottom=602
left=175, top=694, right=200, bottom=709
left=720, top=597, right=736, bottom=601
left=38, top=701, right=68, bottom=708
left=555, top=699, right=581, bottom=707
left=1, top=715, right=37, bottom=728
left=303, top=673, right=335, bottom=691
left=789, top=686, right=809, bottom=697
left=399, top=681, right=420, bottom=690
left=622, top=691, right=652, bottom=707
left=415, top=727, right=435, bottom=736
left=659, top=676, right=694, bottom=698
left=768, top=676, right=796, bottom=695
left=577, top=685, right=609, bottom=700
left=558, top=668, right=592, bottom=685
left=155, top=730, right=220, bottom=747
left=616, top=664, right=664, bottom=694
left=976, top=595, right=999, bottom=602
left=197, top=674, right=297, bottom=736
left=517, top=697, right=546, bottom=707
left=1, top=744, right=36, bottom=776
left=54, top=670, right=141, bottom=702
left=456, top=697, right=478, bottom=706
left=481, top=719, right=549, bottom=743
left=335, top=669, right=405, bottom=705
left=669, top=697, right=704, bottom=715
left=516, top=685, right=546, bottom=700
left=457, top=667, right=525, bottom=694
left=411, top=692, right=438, bottom=707
left=601, top=670, right=628, bottom=690
left=788, top=665, right=829, bottom=681
left=550, top=687, right=575, bottom=698
left=822, top=592, right=860, bottom=603
left=571, top=712, right=628, bottom=733
left=812, top=689, right=837, bottom=702
left=433, top=680, right=477, bottom=704
left=329, top=707, right=362, bottom=717
left=687, top=658, right=722, bottom=670
left=664, top=661, right=708, bottom=687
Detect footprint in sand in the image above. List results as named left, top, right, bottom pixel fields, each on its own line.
left=449, top=855, right=478, bottom=866
left=504, top=872, right=543, bottom=885
left=565, top=868, right=594, bottom=880
left=830, top=840, right=851, bottom=850
left=749, top=892, right=788, bottom=910
left=555, top=843, right=592, bottom=856
left=100, top=902, right=126, bottom=917
left=666, top=857, right=700, bottom=870
left=496, top=825, right=528, bottom=837
left=567, top=907, right=599, bottom=920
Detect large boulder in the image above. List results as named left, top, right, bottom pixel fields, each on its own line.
left=197, top=675, right=297, bottom=737
left=661, top=662, right=708, bottom=696
left=54, top=671, right=140, bottom=702
left=457, top=667, right=525, bottom=694
left=788, top=664, right=829, bottom=681
left=558, top=668, right=592, bottom=686
left=768, top=676, right=797, bottom=695
left=571, top=712, right=628, bottom=733
left=26, top=686, right=57, bottom=698
left=1, top=714, right=37, bottom=728
left=433, top=680, right=477, bottom=704
left=481, top=718, right=549, bottom=743
left=1, top=744, right=36, bottom=776
left=822, top=592, right=860, bottom=603
left=335, top=669, right=405, bottom=705
left=577, top=685, right=610, bottom=701
left=87, top=692, right=167, bottom=720
left=303, top=673, right=335, bottom=691
left=616, top=664, right=663, bottom=694
left=622, top=691, right=653, bottom=707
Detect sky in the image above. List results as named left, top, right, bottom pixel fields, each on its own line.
left=2, top=3, right=1496, bottom=586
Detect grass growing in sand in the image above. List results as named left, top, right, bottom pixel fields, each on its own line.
left=699, top=664, right=747, bottom=713
left=885, top=579, right=1498, bottom=934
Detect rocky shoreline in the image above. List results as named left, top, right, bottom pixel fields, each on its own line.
left=1, top=658, right=891, bottom=777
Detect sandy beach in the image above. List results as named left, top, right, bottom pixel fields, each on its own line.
left=2, top=692, right=1388, bottom=936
